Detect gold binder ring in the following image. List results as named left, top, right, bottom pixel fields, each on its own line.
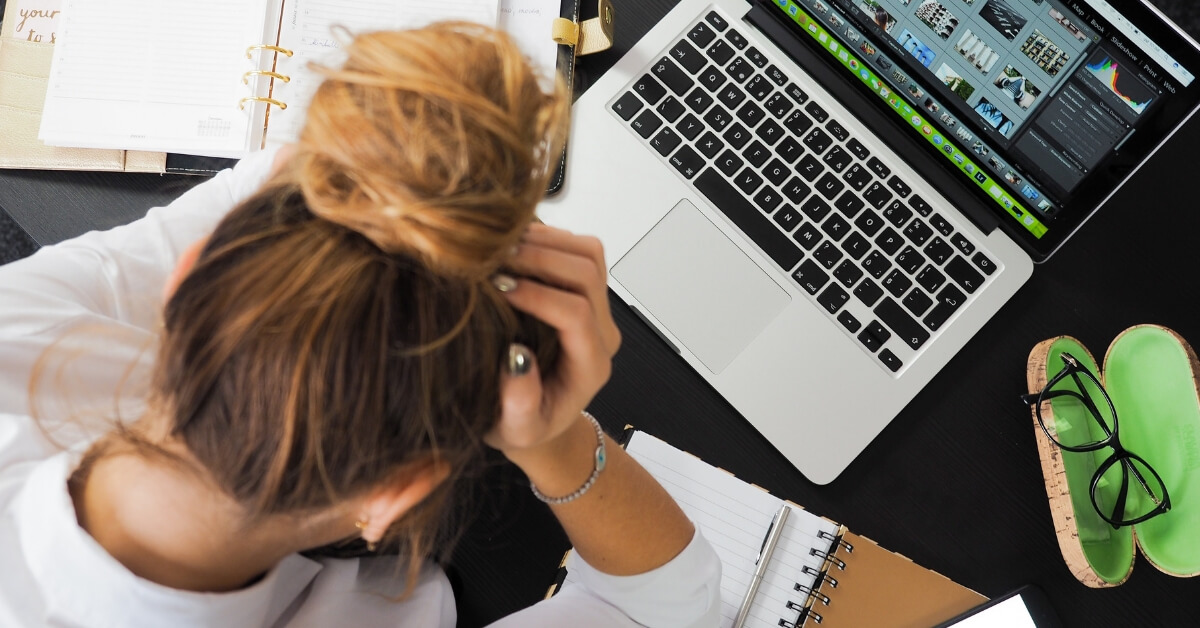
left=240, top=96, right=288, bottom=111
left=245, top=44, right=294, bottom=59
left=242, top=70, right=291, bottom=85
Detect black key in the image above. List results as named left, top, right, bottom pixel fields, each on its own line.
left=866, top=156, right=891, bottom=179
left=822, top=146, right=852, bottom=172
left=669, top=40, right=707, bottom=74
left=838, top=311, right=862, bottom=333
left=841, top=232, right=871, bottom=260
left=909, top=194, right=933, bottom=216
left=774, top=205, right=802, bottom=232
left=650, top=127, right=682, bottom=156
left=784, top=109, right=814, bottom=136
left=732, top=167, right=763, bottom=195
left=835, top=191, right=865, bottom=219
left=633, top=74, right=668, bottom=105
left=727, top=57, right=753, bottom=83
left=777, top=137, right=804, bottom=164
left=786, top=83, right=809, bottom=104
left=887, top=175, right=912, bottom=198
left=764, top=92, right=794, bottom=118
left=862, top=251, right=890, bottom=279
left=924, top=237, right=954, bottom=265
left=631, top=110, right=663, bottom=138
left=652, top=58, right=694, bottom=96
left=858, top=330, right=883, bottom=353
left=879, top=349, right=903, bottom=372
left=895, top=246, right=925, bottom=274
left=737, top=101, right=766, bottom=127
left=882, top=270, right=912, bottom=298
left=755, top=119, right=785, bottom=146
left=834, top=260, right=865, bottom=287
left=929, top=213, right=954, bottom=237
left=821, top=214, right=851, bottom=242
left=855, top=209, right=884, bottom=237
left=846, top=137, right=870, bottom=160
left=676, top=114, right=704, bottom=141
left=972, top=252, right=996, bottom=275
left=924, top=285, right=966, bottom=331
left=753, top=186, right=783, bottom=214
left=945, top=256, right=985, bottom=293
left=796, top=154, right=824, bottom=181
left=881, top=200, right=912, bottom=228
left=874, top=227, right=903, bottom=255
left=876, top=298, right=930, bottom=350
left=726, top=28, right=748, bottom=49
left=724, top=123, right=752, bottom=149
left=703, top=105, right=733, bottom=131
left=859, top=321, right=890, bottom=352
left=706, top=40, right=735, bottom=65
left=745, top=46, right=769, bottom=68
left=706, top=11, right=729, bottom=31
left=855, top=278, right=884, bottom=306
left=792, top=259, right=829, bottom=294
left=951, top=233, right=975, bottom=256
left=698, top=66, right=728, bottom=92
left=717, top=83, right=746, bottom=109
left=715, top=149, right=744, bottom=176
left=783, top=177, right=812, bottom=204
left=763, top=158, right=790, bottom=186
left=903, top=290, right=933, bottom=316
left=793, top=222, right=822, bottom=249
left=695, top=131, right=724, bottom=158
left=612, top=92, right=644, bottom=121
left=863, top=181, right=893, bottom=209
left=842, top=164, right=872, bottom=191
left=696, top=169, right=803, bottom=270
left=657, top=96, right=686, bottom=122
left=767, top=65, right=788, bottom=86
left=813, top=241, right=844, bottom=269
left=815, top=173, right=845, bottom=200
left=817, top=284, right=850, bottom=314
left=685, top=86, right=715, bottom=113
left=668, top=145, right=704, bottom=179
left=741, top=140, right=768, bottom=167
left=800, top=195, right=831, bottom=222
left=804, top=101, right=828, bottom=123
left=826, top=120, right=849, bottom=141
left=688, top=22, right=716, bottom=48
left=903, top=219, right=933, bottom=246
left=803, top=128, right=833, bottom=154
left=916, top=265, right=946, bottom=293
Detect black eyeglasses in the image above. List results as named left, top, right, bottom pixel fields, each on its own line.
left=1020, top=352, right=1170, bottom=529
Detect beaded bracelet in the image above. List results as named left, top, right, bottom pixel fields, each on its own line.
left=530, top=411, right=607, bottom=505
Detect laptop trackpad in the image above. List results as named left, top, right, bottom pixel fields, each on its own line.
left=611, top=199, right=790, bottom=374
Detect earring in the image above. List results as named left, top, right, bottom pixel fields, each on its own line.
left=355, top=518, right=378, bottom=551
left=354, top=519, right=368, bottom=530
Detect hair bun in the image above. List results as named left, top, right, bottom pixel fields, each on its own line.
left=290, top=23, right=568, bottom=279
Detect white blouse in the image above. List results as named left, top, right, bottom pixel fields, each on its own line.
left=0, top=148, right=722, bottom=627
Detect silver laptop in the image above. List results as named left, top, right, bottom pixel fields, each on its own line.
left=539, top=0, right=1200, bottom=483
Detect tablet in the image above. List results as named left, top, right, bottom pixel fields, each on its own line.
left=934, top=585, right=1063, bottom=628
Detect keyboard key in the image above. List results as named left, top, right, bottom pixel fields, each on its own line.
left=803, top=128, right=833, bottom=154
left=858, top=322, right=889, bottom=352
left=813, top=241, right=844, bottom=269
left=737, top=101, right=767, bottom=127
left=724, top=123, right=752, bottom=149
left=929, top=213, right=954, bottom=236
left=753, top=186, right=783, bottom=213
left=631, top=110, right=663, bottom=138
left=903, top=219, right=933, bottom=246
left=633, top=74, right=667, bottom=104
left=874, top=227, right=903, bottom=255
left=793, top=222, right=821, bottom=249
left=882, top=270, right=912, bottom=298
left=657, top=96, right=686, bottom=122
left=876, top=298, right=930, bottom=350
left=707, top=39, right=735, bottom=65
left=924, top=237, right=953, bottom=265
left=696, top=169, right=803, bottom=270
left=972, top=252, right=996, bottom=275
left=841, top=233, right=871, bottom=260
left=612, top=92, right=644, bottom=121
left=774, top=205, right=802, bottom=232
left=763, top=158, right=790, bottom=186
left=741, top=141, right=767, bottom=168
left=695, top=131, right=724, bottom=158
left=846, top=137, right=870, bottom=160
left=842, top=164, right=872, bottom=191
left=703, top=105, right=733, bottom=131
left=786, top=83, right=809, bottom=104
left=783, top=177, right=812, bottom=204
left=698, top=66, right=728, bottom=92
left=652, top=58, right=694, bottom=96
left=764, top=92, right=794, bottom=118
left=669, top=40, right=707, bottom=74
left=881, top=200, right=912, bottom=228
left=838, top=311, right=862, bottom=333
left=821, top=214, right=851, bottom=242
left=717, top=84, right=747, bottom=109
left=903, top=290, right=933, bottom=316
left=887, top=175, right=912, bottom=197
left=945, top=256, right=985, bottom=293
left=650, top=127, right=682, bottom=156
left=895, top=246, right=925, bottom=274
left=815, top=173, right=845, bottom=200
left=804, top=101, right=828, bottom=123
left=951, top=233, right=975, bottom=256
left=688, top=22, right=716, bottom=48
left=727, top=57, right=753, bottom=83
left=822, top=146, right=852, bottom=172
left=745, top=47, right=769, bottom=68
left=909, top=194, right=933, bottom=216
left=706, top=11, right=729, bottom=31
left=784, top=109, right=814, bottom=136
left=726, top=28, right=748, bottom=49
left=924, top=285, right=965, bottom=331
left=855, top=209, right=883, bottom=237
left=715, top=150, right=743, bottom=176
left=800, top=195, right=831, bottom=222
left=777, top=137, right=804, bottom=163
left=863, top=182, right=893, bottom=209
left=834, top=260, right=864, bottom=287
left=866, top=156, right=891, bottom=179
left=745, top=76, right=772, bottom=102
left=854, top=278, right=884, bottom=306
left=861, top=251, right=891, bottom=279
left=668, top=145, right=704, bottom=179
left=879, top=349, right=903, bottom=372
left=817, top=284, right=850, bottom=314
left=792, top=260, right=829, bottom=294
left=685, top=87, right=715, bottom=113
left=796, top=155, right=824, bottom=181
left=676, top=113, right=704, bottom=140
left=733, top=167, right=764, bottom=195
left=916, top=265, right=946, bottom=293
left=826, top=120, right=849, bottom=142
left=755, top=119, right=785, bottom=146
left=766, top=65, right=788, bottom=86
left=835, top=191, right=865, bottom=219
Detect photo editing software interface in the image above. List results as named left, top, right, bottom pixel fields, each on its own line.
left=770, top=0, right=1195, bottom=240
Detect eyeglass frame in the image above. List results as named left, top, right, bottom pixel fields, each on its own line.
left=1020, top=352, right=1171, bottom=529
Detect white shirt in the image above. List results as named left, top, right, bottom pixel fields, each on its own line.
left=0, top=148, right=722, bottom=627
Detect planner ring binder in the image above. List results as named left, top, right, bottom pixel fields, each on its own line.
left=240, top=97, right=288, bottom=110
left=243, top=70, right=291, bottom=85
left=245, top=44, right=294, bottom=59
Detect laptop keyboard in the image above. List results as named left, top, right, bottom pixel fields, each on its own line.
left=608, top=9, right=1001, bottom=375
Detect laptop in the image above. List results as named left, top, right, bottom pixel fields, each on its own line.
left=539, top=0, right=1200, bottom=484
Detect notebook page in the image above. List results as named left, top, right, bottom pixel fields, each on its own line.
left=499, top=0, right=561, bottom=86
left=39, top=0, right=274, bottom=157
left=268, top=0, right=500, bottom=144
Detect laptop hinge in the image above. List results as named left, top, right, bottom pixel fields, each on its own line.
left=745, top=4, right=1001, bottom=236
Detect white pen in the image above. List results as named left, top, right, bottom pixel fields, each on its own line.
left=733, top=504, right=791, bottom=628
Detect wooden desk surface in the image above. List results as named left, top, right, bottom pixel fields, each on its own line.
left=2, top=1, right=1198, bottom=626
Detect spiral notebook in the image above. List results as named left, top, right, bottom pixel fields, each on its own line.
left=555, top=430, right=986, bottom=627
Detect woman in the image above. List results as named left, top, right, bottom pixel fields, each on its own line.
left=0, top=24, right=721, bottom=627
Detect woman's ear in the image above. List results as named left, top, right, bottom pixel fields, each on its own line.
left=359, top=459, right=452, bottom=545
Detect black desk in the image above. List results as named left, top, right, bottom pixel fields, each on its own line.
left=2, top=2, right=1197, bottom=626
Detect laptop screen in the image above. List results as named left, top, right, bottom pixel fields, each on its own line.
left=765, top=0, right=1200, bottom=257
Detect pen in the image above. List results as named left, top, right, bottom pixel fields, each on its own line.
left=732, top=504, right=790, bottom=628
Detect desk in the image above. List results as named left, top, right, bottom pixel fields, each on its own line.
left=2, top=1, right=1197, bottom=626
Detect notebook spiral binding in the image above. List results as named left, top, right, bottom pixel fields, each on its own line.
left=240, top=46, right=294, bottom=111
left=776, top=525, right=853, bottom=627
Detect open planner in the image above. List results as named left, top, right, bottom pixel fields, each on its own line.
left=556, top=430, right=986, bottom=627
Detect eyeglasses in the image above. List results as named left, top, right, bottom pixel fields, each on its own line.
left=1020, top=352, right=1170, bottom=529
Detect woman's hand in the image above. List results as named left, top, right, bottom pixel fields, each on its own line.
left=485, top=223, right=620, bottom=465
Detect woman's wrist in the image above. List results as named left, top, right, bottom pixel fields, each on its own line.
left=503, top=413, right=605, bottom=501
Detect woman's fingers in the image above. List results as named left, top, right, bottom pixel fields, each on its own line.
left=485, top=346, right=550, bottom=452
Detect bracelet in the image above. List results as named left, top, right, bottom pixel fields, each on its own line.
left=530, top=411, right=607, bottom=505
